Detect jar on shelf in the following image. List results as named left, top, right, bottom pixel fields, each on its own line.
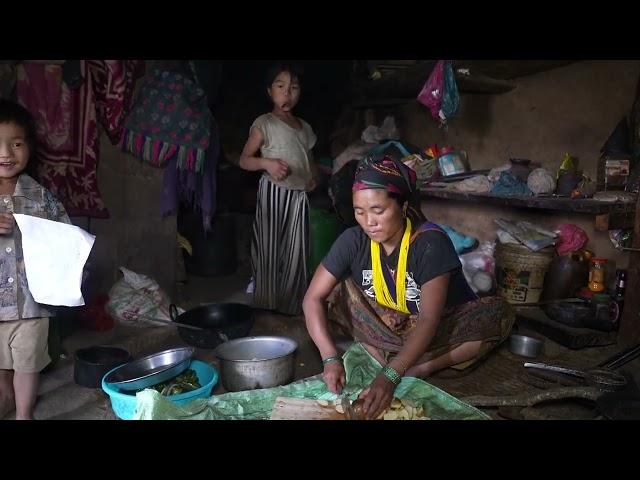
left=588, top=258, right=608, bottom=293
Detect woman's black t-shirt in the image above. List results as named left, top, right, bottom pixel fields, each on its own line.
left=322, top=225, right=477, bottom=314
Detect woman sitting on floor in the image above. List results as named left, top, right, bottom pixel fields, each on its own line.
left=302, top=155, right=515, bottom=419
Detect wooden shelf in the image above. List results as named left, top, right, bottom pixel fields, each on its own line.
left=420, top=187, right=637, bottom=230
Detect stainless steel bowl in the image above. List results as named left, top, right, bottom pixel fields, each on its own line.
left=103, top=347, right=195, bottom=391
left=214, top=336, right=297, bottom=392
left=508, top=335, right=543, bottom=358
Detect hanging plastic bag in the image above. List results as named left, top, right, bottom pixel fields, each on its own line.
left=417, top=61, right=445, bottom=119
left=440, top=61, right=460, bottom=122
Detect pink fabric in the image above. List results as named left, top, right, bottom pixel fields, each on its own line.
left=555, top=224, right=589, bottom=256
left=16, top=60, right=142, bottom=218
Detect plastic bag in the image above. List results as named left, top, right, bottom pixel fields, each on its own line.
left=106, top=267, right=181, bottom=327
left=441, top=224, right=478, bottom=254
left=361, top=116, right=400, bottom=144
left=459, top=242, right=496, bottom=294
left=417, top=60, right=445, bottom=119
left=440, top=61, right=460, bottom=122
left=555, top=224, right=588, bottom=256
left=134, top=342, right=489, bottom=420
left=609, top=229, right=633, bottom=250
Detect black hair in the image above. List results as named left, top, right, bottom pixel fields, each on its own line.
left=265, top=62, right=304, bottom=90
left=387, top=191, right=408, bottom=208
left=0, top=99, right=37, bottom=153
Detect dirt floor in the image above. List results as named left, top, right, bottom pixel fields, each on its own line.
left=3, top=257, right=639, bottom=420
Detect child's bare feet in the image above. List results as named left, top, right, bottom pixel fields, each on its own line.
left=15, top=414, right=34, bottom=420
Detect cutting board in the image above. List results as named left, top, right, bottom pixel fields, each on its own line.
left=270, top=397, right=346, bottom=420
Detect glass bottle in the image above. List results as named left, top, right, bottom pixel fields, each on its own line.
left=613, top=269, right=627, bottom=320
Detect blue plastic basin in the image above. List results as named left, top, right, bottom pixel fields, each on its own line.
left=102, top=359, right=218, bottom=420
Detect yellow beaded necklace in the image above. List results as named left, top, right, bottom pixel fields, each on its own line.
left=370, top=218, right=412, bottom=314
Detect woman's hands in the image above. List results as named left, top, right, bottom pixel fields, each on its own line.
left=358, top=374, right=395, bottom=420
left=0, top=213, right=14, bottom=235
left=264, top=158, right=290, bottom=181
left=322, top=360, right=345, bottom=394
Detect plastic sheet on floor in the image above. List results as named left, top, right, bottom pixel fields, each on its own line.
left=134, top=343, right=489, bottom=420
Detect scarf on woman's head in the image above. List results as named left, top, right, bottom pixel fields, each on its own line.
left=352, top=155, right=426, bottom=225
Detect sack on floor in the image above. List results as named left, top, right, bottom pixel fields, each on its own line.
left=106, top=267, right=181, bottom=327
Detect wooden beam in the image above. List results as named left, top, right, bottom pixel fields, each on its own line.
left=618, top=192, right=640, bottom=346
left=452, top=60, right=576, bottom=80
left=354, top=61, right=517, bottom=100
left=351, top=98, right=415, bottom=109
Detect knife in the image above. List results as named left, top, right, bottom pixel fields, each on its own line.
left=340, top=395, right=357, bottom=420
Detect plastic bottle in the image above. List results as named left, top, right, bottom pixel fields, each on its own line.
left=588, top=258, right=607, bottom=293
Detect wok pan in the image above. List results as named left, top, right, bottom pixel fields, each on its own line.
left=169, top=303, right=254, bottom=349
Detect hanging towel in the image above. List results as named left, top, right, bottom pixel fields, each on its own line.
left=16, top=61, right=142, bottom=218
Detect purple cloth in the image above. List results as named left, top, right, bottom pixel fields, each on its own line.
left=161, top=119, right=218, bottom=231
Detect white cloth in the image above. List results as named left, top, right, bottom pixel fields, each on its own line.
left=14, top=214, right=95, bottom=306
left=454, top=175, right=493, bottom=193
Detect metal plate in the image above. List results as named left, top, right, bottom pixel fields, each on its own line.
left=103, top=347, right=195, bottom=391
left=214, top=336, right=297, bottom=362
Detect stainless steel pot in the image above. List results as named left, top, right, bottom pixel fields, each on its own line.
left=213, top=336, right=297, bottom=392
left=508, top=335, right=543, bottom=358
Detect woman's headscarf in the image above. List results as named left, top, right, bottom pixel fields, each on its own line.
left=352, top=155, right=426, bottom=225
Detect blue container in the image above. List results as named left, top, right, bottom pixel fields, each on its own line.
left=102, top=359, right=218, bottom=420
left=437, top=151, right=469, bottom=177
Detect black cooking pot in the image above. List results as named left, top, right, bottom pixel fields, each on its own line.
left=74, top=346, right=132, bottom=389
left=170, top=303, right=254, bottom=349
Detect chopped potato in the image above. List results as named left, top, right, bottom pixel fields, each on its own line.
left=316, top=399, right=329, bottom=407
left=376, top=397, right=430, bottom=420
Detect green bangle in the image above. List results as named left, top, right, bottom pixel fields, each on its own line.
left=381, top=365, right=402, bottom=386
left=322, top=355, right=342, bottom=366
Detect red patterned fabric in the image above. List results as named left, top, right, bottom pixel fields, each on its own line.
left=90, top=60, right=145, bottom=145
left=16, top=61, right=143, bottom=218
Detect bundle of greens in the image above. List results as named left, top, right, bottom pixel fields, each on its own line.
left=146, top=369, right=201, bottom=396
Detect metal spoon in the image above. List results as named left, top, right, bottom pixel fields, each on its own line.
left=137, top=315, right=207, bottom=332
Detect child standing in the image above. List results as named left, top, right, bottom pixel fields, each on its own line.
left=0, top=99, right=71, bottom=420
left=239, top=63, right=318, bottom=315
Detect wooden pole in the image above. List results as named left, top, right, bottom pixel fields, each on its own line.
left=618, top=192, right=640, bottom=346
